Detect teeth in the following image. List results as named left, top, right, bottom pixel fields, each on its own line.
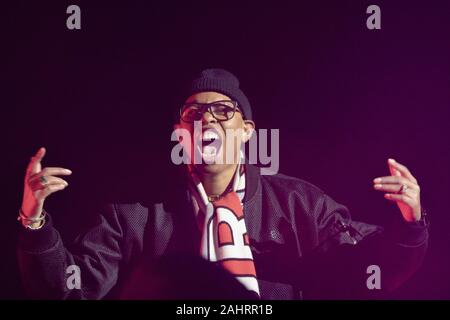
left=202, top=130, right=219, bottom=141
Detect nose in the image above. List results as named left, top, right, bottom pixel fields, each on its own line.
left=201, top=108, right=217, bottom=124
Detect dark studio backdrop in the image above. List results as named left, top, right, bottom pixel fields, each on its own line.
left=2, top=0, right=450, bottom=299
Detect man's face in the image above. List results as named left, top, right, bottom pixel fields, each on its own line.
left=175, top=91, right=254, bottom=174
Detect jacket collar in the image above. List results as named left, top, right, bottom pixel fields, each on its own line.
left=165, top=163, right=261, bottom=211
left=162, top=164, right=264, bottom=252
left=243, top=164, right=260, bottom=204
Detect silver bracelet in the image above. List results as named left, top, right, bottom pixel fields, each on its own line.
left=17, top=209, right=46, bottom=229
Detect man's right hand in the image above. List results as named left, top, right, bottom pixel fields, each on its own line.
left=21, top=147, right=72, bottom=219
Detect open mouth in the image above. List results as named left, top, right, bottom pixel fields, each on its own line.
left=195, top=128, right=223, bottom=163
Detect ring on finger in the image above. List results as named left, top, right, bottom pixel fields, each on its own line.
left=39, top=175, right=48, bottom=186
left=397, top=184, right=408, bottom=194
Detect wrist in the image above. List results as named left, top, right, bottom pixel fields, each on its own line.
left=18, top=208, right=46, bottom=230
left=405, top=207, right=429, bottom=227
left=20, top=205, right=43, bottom=220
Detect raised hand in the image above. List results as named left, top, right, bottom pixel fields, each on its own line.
left=21, top=147, right=72, bottom=220
left=373, top=158, right=421, bottom=222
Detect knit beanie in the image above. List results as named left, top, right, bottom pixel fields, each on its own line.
left=184, top=68, right=252, bottom=120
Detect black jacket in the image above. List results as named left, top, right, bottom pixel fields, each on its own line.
left=17, top=164, right=429, bottom=299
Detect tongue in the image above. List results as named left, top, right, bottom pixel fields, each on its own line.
left=202, top=145, right=217, bottom=155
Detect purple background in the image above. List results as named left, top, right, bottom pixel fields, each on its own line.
left=2, top=0, right=450, bottom=299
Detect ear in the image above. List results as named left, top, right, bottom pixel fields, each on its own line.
left=242, top=120, right=255, bottom=143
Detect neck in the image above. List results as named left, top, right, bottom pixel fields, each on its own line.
left=199, top=164, right=238, bottom=197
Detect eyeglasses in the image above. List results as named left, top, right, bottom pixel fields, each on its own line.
left=180, top=100, right=241, bottom=122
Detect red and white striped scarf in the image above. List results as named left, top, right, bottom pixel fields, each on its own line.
left=188, top=163, right=260, bottom=296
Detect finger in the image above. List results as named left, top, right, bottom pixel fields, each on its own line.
left=39, top=184, right=68, bottom=199
left=373, top=175, right=415, bottom=186
left=388, top=158, right=417, bottom=183
left=388, top=159, right=401, bottom=177
left=26, top=147, right=46, bottom=176
left=34, top=167, right=72, bottom=177
left=374, top=183, right=419, bottom=193
left=383, top=192, right=415, bottom=204
left=29, top=176, right=69, bottom=191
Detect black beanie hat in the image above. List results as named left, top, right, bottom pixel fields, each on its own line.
left=185, top=68, right=252, bottom=120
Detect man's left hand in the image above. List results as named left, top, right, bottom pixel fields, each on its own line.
left=373, top=158, right=421, bottom=222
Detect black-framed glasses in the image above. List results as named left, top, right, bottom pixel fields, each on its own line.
left=180, top=100, right=241, bottom=122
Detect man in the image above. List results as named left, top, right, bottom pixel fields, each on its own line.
left=17, top=68, right=428, bottom=299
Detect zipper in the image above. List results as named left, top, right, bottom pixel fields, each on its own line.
left=334, top=220, right=360, bottom=245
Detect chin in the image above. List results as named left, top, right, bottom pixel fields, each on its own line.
left=194, top=163, right=234, bottom=175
